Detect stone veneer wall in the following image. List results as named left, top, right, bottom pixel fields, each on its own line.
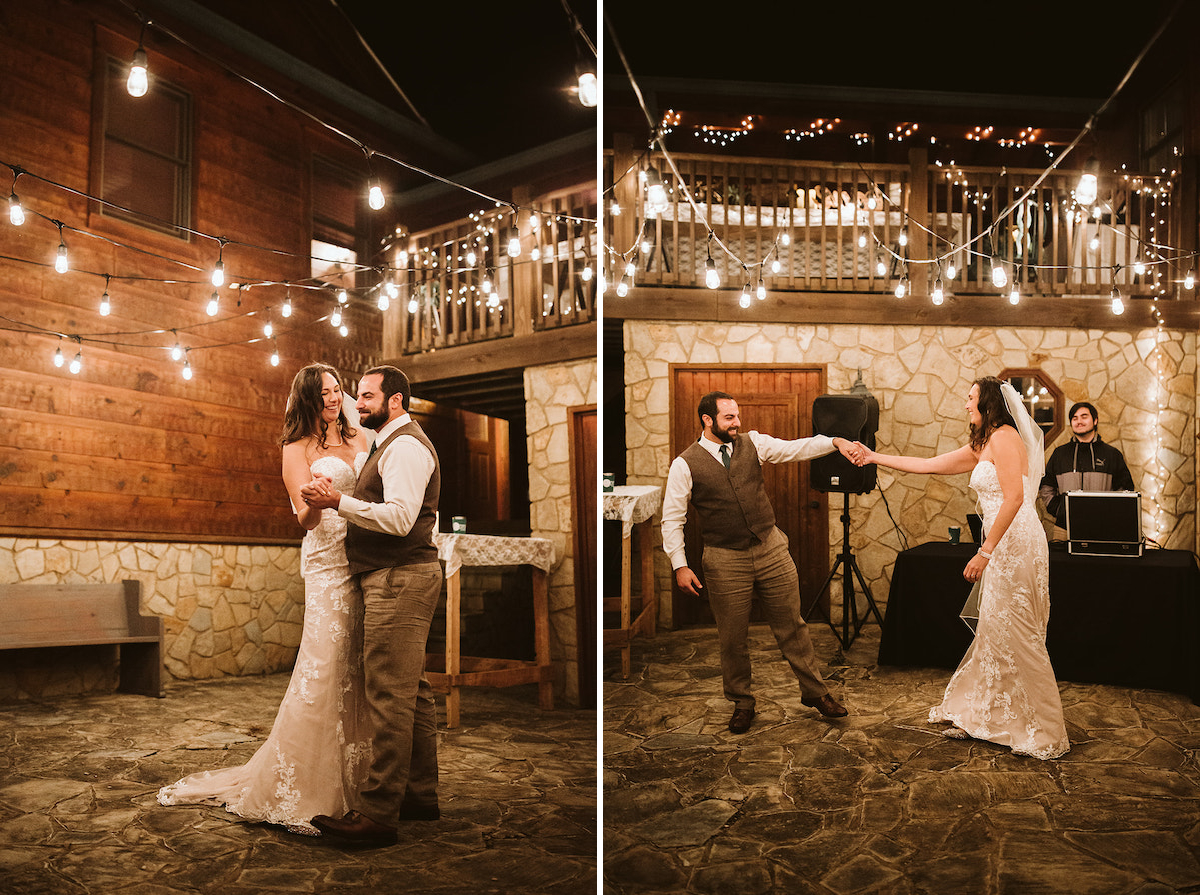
left=525, top=357, right=597, bottom=707
left=624, top=321, right=1198, bottom=628
left=0, top=539, right=303, bottom=700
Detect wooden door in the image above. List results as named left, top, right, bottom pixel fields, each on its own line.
left=670, top=365, right=829, bottom=626
left=568, top=405, right=597, bottom=708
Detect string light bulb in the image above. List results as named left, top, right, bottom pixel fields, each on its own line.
left=337, top=288, right=348, bottom=305
left=377, top=293, right=390, bottom=311
left=581, top=265, right=593, bottom=282
left=577, top=70, right=597, bottom=107
left=740, top=280, right=753, bottom=307
left=182, top=353, right=193, bottom=380
left=99, top=287, right=111, bottom=316
left=282, top=292, right=292, bottom=317
left=206, top=292, right=219, bottom=316
left=946, top=261, right=956, bottom=280
left=932, top=277, right=944, bottom=304
left=262, top=320, right=273, bottom=338
left=894, top=274, right=909, bottom=299
left=270, top=341, right=280, bottom=367
left=1111, top=285, right=1124, bottom=315
left=127, top=45, right=149, bottom=98
left=1186, top=268, right=1195, bottom=290
left=990, top=255, right=1008, bottom=289
left=69, top=348, right=82, bottom=375
left=1076, top=157, right=1099, bottom=207
left=211, top=243, right=225, bottom=287
left=170, top=337, right=182, bottom=361
left=368, top=176, right=385, bottom=210
left=1009, top=285, right=1021, bottom=305
left=8, top=190, right=24, bottom=226
left=53, top=340, right=64, bottom=368
left=507, top=225, right=521, bottom=258
left=330, top=308, right=342, bottom=327
left=705, top=240, right=720, bottom=289
left=756, top=276, right=766, bottom=301
left=54, top=223, right=68, bottom=273
left=407, top=296, right=418, bottom=313
left=644, top=166, right=669, bottom=214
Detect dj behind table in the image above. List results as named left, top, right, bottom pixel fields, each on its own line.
left=878, top=540, right=1200, bottom=703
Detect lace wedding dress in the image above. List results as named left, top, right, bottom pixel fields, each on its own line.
left=158, top=455, right=371, bottom=832
left=929, top=459, right=1070, bottom=760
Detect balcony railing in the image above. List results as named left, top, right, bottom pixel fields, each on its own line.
left=606, top=149, right=1190, bottom=302
left=394, top=186, right=597, bottom=355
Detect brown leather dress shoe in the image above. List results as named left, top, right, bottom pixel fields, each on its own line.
left=311, top=810, right=398, bottom=847
left=728, top=707, right=756, bottom=733
left=802, top=692, right=848, bottom=718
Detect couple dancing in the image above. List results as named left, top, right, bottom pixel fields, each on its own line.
left=158, top=363, right=443, bottom=846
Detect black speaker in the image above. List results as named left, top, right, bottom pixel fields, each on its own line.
left=811, top=394, right=879, bottom=494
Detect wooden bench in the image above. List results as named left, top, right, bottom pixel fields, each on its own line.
left=0, top=580, right=164, bottom=697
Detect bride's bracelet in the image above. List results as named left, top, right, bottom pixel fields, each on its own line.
left=977, top=549, right=992, bottom=560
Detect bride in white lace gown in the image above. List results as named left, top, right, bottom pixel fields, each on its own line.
left=859, top=376, right=1069, bottom=759
left=158, top=363, right=373, bottom=831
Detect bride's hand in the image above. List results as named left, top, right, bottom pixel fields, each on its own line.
left=963, top=551, right=989, bottom=582
left=853, top=442, right=875, bottom=467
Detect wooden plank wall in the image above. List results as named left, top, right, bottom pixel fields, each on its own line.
left=0, top=2, right=381, bottom=543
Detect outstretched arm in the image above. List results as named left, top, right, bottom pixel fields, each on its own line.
left=856, top=442, right=977, bottom=476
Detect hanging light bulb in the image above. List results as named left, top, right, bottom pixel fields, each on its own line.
left=780, top=231, right=791, bottom=247
left=616, top=273, right=631, bottom=297
left=270, top=341, right=280, bottom=366
left=867, top=194, right=878, bottom=210
left=466, top=249, right=477, bottom=267
left=211, top=243, right=225, bottom=287
left=581, top=265, right=593, bottom=282
left=338, top=324, right=348, bottom=337
left=282, top=294, right=292, bottom=317
left=640, top=237, right=652, bottom=255
left=756, top=276, right=766, bottom=300
left=407, top=296, right=418, bottom=313
left=946, top=261, right=957, bottom=280
left=8, top=190, right=24, bottom=226
left=1076, top=157, right=1099, bottom=207
left=1134, top=260, right=1146, bottom=276
left=876, top=255, right=887, bottom=277
left=740, top=280, right=753, bottom=305
left=53, top=341, right=64, bottom=367
left=1009, top=285, right=1021, bottom=305
left=1186, top=268, right=1195, bottom=290
left=182, top=355, right=193, bottom=380
left=624, top=259, right=636, bottom=278
left=898, top=228, right=909, bottom=248
left=170, top=340, right=182, bottom=361
left=337, top=288, right=348, bottom=304
left=577, top=70, right=598, bottom=108
left=771, top=258, right=781, bottom=274
left=263, top=320, right=273, bottom=338
left=368, top=176, right=385, bottom=210
left=932, top=277, right=944, bottom=304
left=610, top=200, right=621, bottom=217
left=206, top=292, right=219, bottom=316
left=894, top=275, right=909, bottom=299
left=857, top=233, right=867, bottom=248
left=99, top=289, right=111, bottom=316
left=55, top=225, right=68, bottom=273
left=127, top=45, right=149, bottom=98
left=330, top=308, right=342, bottom=327
left=990, top=255, right=1008, bottom=289
left=377, top=293, right=390, bottom=311
left=69, top=349, right=82, bottom=375
left=1110, top=285, right=1124, bottom=315
left=644, top=167, right=669, bottom=214
left=705, top=256, right=720, bottom=289
left=1089, top=234, right=1100, bottom=252
left=507, top=225, right=521, bottom=257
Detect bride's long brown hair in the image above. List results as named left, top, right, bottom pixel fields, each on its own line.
left=279, top=363, right=357, bottom=448
left=968, top=376, right=1018, bottom=452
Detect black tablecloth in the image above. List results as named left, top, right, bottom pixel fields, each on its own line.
left=878, top=541, right=1200, bottom=702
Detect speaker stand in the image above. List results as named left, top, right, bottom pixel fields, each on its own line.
left=807, top=491, right=884, bottom=649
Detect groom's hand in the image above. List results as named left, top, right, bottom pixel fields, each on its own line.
left=300, top=473, right=341, bottom=510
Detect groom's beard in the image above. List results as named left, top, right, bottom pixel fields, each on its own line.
left=360, top=408, right=389, bottom=431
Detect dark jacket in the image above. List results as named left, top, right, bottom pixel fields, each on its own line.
left=1038, top=435, right=1135, bottom=528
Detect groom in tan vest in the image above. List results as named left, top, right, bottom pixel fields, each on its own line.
left=662, top=391, right=861, bottom=734
left=302, top=365, right=441, bottom=846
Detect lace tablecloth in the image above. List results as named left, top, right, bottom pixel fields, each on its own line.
left=603, top=485, right=662, bottom=538
left=433, top=532, right=556, bottom=577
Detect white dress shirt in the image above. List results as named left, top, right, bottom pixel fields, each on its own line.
left=661, top=431, right=836, bottom=570
left=336, top=413, right=435, bottom=537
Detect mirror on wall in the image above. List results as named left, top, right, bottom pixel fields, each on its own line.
left=1001, top=368, right=1064, bottom=446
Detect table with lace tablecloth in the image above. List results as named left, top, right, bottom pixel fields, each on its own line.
left=602, top=485, right=662, bottom=678
left=430, top=532, right=557, bottom=728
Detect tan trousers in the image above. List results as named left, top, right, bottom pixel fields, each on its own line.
left=357, top=561, right=442, bottom=824
left=701, top=526, right=828, bottom=710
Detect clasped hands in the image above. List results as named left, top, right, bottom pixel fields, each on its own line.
left=300, top=473, right=341, bottom=510
left=835, top=438, right=873, bottom=467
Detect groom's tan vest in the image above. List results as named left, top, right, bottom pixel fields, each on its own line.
left=345, top=419, right=440, bottom=574
left=681, top=433, right=775, bottom=550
